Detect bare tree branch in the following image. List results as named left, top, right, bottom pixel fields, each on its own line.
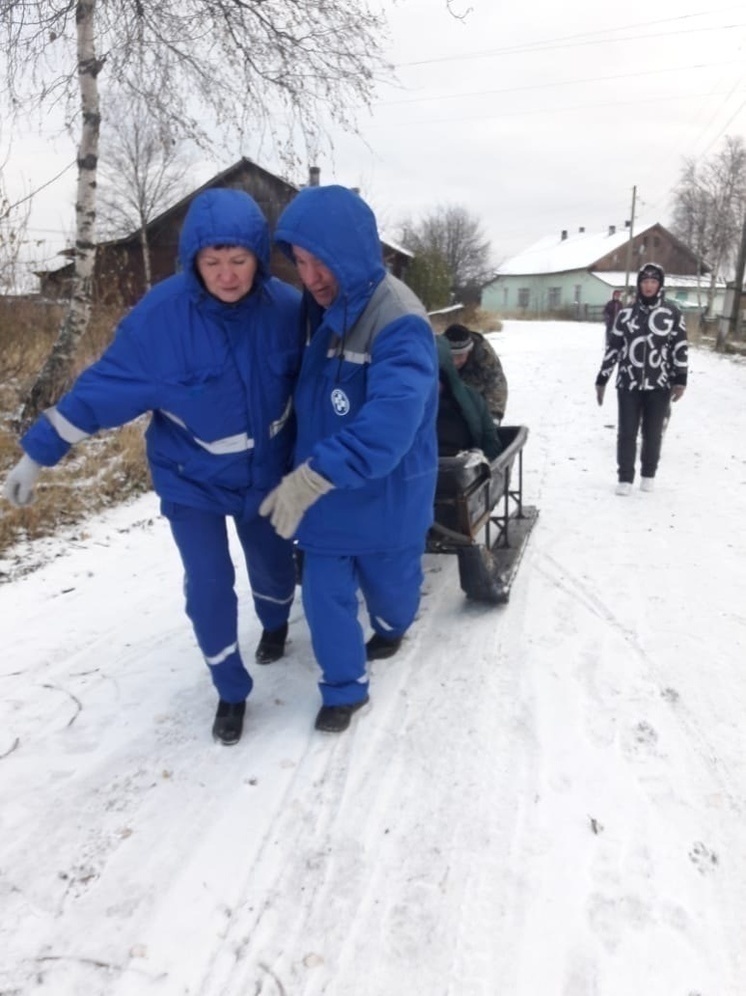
left=400, top=204, right=493, bottom=297
left=0, top=0, right=393, bottom=423
left=670, top=135, right=746, bottom=321
left=98, top=99, right=192, bottom=288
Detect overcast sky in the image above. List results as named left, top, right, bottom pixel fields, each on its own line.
left=3, top=0, right=746, bottom=276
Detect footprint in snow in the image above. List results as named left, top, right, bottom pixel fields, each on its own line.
left=689, top=841, right=719, bottom=875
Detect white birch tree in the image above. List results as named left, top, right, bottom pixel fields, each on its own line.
left=0, top=0, right=391, bottom=424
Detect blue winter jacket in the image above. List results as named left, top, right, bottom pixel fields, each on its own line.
left=21, top=189, right=303, bottom=519
left=275, top=185, right=438, bottom=555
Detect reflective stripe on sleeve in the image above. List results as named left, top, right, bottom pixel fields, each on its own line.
left=326, top=346, right=370, bottom=365
left=45, top=407, right=90, bottom=444
left=160, top=410, right=254, bottom=455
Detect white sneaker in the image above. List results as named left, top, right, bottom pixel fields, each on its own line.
left=640, top=477, right=655, bottom=492
left=615, top=482, right=633, bottom=496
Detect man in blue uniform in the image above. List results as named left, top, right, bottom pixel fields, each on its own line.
left=260, top=185, right=439, bottom=733
left=3, top=189, right=304, bottom=745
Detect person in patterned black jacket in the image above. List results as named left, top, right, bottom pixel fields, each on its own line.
left=595, top=262, right=687, bottom=495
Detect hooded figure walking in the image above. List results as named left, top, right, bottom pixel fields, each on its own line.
left=595, top=262, right=688, bottom=495
left=260, top=185, right=438, bottom=733
left=3, top=189, right=304, bottom=745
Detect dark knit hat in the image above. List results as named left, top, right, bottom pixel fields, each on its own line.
left=444, top=324, right=474, bottom=357
left=637, top=262, right=664, bottom=288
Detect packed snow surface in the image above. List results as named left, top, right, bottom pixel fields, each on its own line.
left=1, top=320, right=745, bottom=995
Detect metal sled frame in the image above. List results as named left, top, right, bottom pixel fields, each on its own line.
left=427, top=426, right=539, bottom=604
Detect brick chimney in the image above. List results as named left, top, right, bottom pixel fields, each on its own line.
left=608, top=224, right=616, bottom=235
left=561, top=230, right=568, bottom=241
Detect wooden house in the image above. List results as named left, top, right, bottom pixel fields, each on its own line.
left=36, top=160, right=412, bottom=306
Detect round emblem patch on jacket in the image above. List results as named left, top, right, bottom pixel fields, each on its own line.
left=331, top=388, right=350, bottom=415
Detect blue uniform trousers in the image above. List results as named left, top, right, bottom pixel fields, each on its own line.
left=301, top=544, right=424, bottom=707
left=164, top=501, right=296, bottom=703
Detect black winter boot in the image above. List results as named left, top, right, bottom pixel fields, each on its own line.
left=255, top=623, right=288, bottom=665
left=365, top=633, right=402, bottom=661
left=314, top=696, right=369, bottom=733
left=212, top=700, right=246, bottom=745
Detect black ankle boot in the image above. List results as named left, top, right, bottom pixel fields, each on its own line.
left=365, top=632, right=402, bottom=661
left=212, top=700, right=246, bottom=745
left=314, top=696, right=369, bottom=733
left=255, top=623, right=288, bottom=664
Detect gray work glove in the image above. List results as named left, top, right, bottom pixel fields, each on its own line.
left=259, top=461, right=333, bottom=539
left=3, top=454, right=43, bottom=507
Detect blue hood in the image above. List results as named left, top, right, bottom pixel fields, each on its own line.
left=274, top=184, right=387, bottom=330
left=179, top=188, right=271, bottom=296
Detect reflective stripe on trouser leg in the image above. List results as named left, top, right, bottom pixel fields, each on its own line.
left=233, top=512, right=295, bottom=631
left=164, top=501, right=252, bottom=703
left=358, top=544, right=425, bottom=639
left=301, top=552, right=369, bottom=708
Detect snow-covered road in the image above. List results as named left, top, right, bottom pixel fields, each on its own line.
left=2, top=321, right=745, bottom=995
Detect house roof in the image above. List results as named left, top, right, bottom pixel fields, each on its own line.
left=497, top=222, right=709, bottom=278
left=591, top=270, right=726, bottom=290
left=36, top=157, right=411, bottom=276
left=104, top=157, right=412, bottom=255
left=498, top=227, right=634, bottom=276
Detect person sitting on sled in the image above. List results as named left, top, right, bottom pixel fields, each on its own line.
left=436, top=334, right=502, bottom=460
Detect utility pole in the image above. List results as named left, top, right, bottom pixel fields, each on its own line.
left=623, top=185, right=637, bottom=300
left=717, top=208, right=746, bottom=351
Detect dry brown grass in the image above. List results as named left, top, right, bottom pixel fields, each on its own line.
left=471, top=307, right=503, bottom=333
left=0, top=299, right=151, bottom=564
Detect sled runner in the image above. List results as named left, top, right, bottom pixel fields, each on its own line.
left=426, top=425, right=539, bottom=604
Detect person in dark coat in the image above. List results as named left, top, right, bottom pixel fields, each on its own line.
left=443, top=323, right=508, bottom=422
left=2, top=189, right=305, bottom=745
left=603, top=289, right=623, bottom=346
left=261, top=184, right=438, bottom=734
left=436, top=334, right=502, bottom=459
left=595, top=262, right=687, bottom=495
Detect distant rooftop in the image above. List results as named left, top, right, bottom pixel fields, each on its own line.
left=499, top=226, right=633, bottom=276
left=592, top=270, right=726, bottom=289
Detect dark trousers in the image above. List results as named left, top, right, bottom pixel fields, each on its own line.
left=164, top=502, right=296, bottom=702
left=616, top=388, right=671, bottom=483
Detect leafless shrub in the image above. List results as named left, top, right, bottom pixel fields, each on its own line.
left=0, top=299, right=149, bottom=563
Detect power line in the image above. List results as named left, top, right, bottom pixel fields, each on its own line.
left=379, top=60, right=742, bottom=108
left=628, top=31, right=746, bottom=216
left=399, top=15, right=746, bottom=68
left=367, top=87, right=746, bottom=129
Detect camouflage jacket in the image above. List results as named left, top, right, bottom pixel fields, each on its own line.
left=458, top=331, right=509, bottom=422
